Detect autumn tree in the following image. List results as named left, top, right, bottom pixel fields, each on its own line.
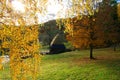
left=99, top=0, right=120, bottom=51
left=0, top=0, right=47, bottom=79
left=56, top=0, right=102, bottom=59
left=65, top=0, right=120, bottom=59
left=66, top=15, right=105, bottom=59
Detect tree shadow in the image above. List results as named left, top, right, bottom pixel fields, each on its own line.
left=91, top=56, right=120, bottom=79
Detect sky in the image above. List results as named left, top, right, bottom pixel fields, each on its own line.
left=11, top=0, right=72, bottom=24
left=37, top=0, right=74, bottom=23
left=117, top=0, right=120, bottom=3
left=10, top=0, right=103, bottom=25
left=11, top=0, right=25, bottom=13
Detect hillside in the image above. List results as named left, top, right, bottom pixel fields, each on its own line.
left=39, top=20, right=66, bottom=46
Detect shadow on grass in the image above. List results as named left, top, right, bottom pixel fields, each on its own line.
left=94, top=59, right=120, bottom=80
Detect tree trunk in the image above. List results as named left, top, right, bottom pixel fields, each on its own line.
left=89, top=44, right=94, bottom=59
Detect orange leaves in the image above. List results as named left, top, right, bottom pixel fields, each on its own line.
left=66, top=15, right=106, bottom=49
left=66, top=28, right=90, bottom=49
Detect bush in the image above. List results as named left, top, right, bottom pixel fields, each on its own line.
left=64, top=42, right=74, bottom=50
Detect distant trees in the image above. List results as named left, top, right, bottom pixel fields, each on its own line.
left=39, top=20, right=66, bottom=47
left=101, top=0, right=120, bottom=51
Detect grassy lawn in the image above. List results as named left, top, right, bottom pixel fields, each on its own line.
left=40, top=47, right=120, bottom=80
left=0, top=63, right=11, bottom=80
left=1, top=47, right=120, bottom=80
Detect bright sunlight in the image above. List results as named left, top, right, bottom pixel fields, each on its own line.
left=11, top=0, right=69, bottom=23
left=11, top=0, right=25, bottom=13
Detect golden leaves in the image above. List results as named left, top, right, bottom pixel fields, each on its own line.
left=0, top=64, right=3, bottom=70
left=0, top=0, right=42, bottom=79
left=0, top=25, right=41, bottom=80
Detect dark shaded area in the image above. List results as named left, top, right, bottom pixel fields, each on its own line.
left=94, top=59, right=120, bottom=79
left=0, top=39, right=10, bottom=56
left=49, top=44, right=66, bottom=54
left=39, top=20, right=66, bottom=46
left=20, top=55, right=33, bottom=59
left=0, top=48, right=10, bottom=56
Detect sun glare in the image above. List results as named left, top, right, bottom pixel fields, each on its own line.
left=47, top=0, right=63, bottom=14
left=11, top=0, right=25, bottom=13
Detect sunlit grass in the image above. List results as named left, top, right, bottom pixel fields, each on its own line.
left=40, top=47, right=120, bottom=80
left=0, top=63, right=11, bottom=80
left=1, top=47, right=120, bottom=80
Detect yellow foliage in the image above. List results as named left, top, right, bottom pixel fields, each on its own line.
left=0, top=24, right=41, bottom=79
left=0, top=58, right=4, bottom=70
left=0, top=64, right=3, bottom=70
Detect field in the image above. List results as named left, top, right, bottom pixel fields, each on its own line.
left=0, top=47, right=120, bottom=80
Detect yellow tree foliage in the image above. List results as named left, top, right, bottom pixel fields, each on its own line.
left=0, top=24, right=41, bottom=80
left=0, top=0, right=43, bottom=79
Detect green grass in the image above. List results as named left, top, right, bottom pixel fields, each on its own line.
left=0, top=63, right=11, bottom=80
left=40, top=47, right=120, bottom=80
left=1, top=47, right=120, bottom=80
